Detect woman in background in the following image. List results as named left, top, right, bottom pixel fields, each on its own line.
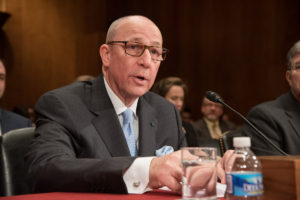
left=152, top=77, right=198, bottom=147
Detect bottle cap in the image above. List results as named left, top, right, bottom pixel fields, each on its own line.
left=233, top=137, right=251, bottom=147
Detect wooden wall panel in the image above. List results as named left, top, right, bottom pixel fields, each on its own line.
left=0, top=0, right=106, bottom=110
left=0, top=0, right=299, bottom=125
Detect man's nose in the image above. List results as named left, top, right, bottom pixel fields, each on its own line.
left=138, top=49, right=152, bottom=67
left=209, top=105, right=217, bottom=110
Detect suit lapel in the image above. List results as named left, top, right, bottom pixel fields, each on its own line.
left=200, top=119, right=211, bottom=138
left=286, top=110, right=300, bottom=138
left=86, top=75, right=130, bottom=157
left=92, top=110, right=130, bottom=156
left=137, top=96, right=157, bottom=156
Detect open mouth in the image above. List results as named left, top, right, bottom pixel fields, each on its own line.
left=137, top=76, right=145, bottom=80
left=133, top=75, right=148, bottom=85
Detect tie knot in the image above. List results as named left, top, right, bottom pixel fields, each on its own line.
left=122, top=109, right=133, bottom=125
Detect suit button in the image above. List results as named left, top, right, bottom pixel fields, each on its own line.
left=133, top=181, right=141, bottom=187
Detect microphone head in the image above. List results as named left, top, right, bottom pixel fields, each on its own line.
left=205, top=91, right=223, bottom=103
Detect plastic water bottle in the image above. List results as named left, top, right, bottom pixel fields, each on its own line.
left=225, top=137, right=264, bottom=200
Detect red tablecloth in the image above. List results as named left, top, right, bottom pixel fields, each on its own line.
left=0, top=190, right=178, bottom=200
left=0, top=190, right=225, bottom=200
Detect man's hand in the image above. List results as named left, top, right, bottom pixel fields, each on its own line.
left=217, top=150, right=234, bottom=183
left=147, top=149, right=234, bottom=193
left=186, top=162, right=217, bottom=196
left=147, top=150, right=182, bottom=194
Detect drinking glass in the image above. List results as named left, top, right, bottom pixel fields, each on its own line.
left=181, top=147, right=218, bottom=200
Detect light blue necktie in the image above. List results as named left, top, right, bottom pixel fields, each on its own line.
left=122, top=109, right=137, bottom=156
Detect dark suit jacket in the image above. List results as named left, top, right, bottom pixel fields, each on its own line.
left=192, top=118, right=236, bottom=155
left=0, top=109, right=32, bottom=134
left=243, top=91, right=300, bottom=155
left=25, top=75, right=186, bottom=194
left=182, top=121, right=199, bottom=147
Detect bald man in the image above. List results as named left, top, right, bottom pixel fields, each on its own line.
left=25, top=16, right=227, bottom=194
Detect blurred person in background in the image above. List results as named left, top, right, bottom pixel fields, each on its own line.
left=152, top=76, right=199, bottom=147
left=0, top=58, right=32, bottom=135
left=181, top=106, right=194, bottom=124
left=193, top=96, right=236, bottom=155
left=13, top=105, right=36, bottom=125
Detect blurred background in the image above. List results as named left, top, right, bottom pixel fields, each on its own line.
left=0, top=0, right=300, bottom=125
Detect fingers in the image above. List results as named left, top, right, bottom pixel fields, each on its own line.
left=148, top=149, right=226, bottom=194
left=216, top=161, right=226, bottom=184
left=189, top=166, right=212, bottom=187
left=221, top=150, right=234, bottom=168
left=148, top=150, right=182, bottom=193
left=185, top=165, right=217, bottom=196
left=207, top=166, right=217, bottom=193
left=166, top=177, right=182, bottom=194
left=217, top=150, right=234, bottom=184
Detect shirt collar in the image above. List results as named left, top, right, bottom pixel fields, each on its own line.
left=204, top=117, right=219, bottom=127
left=104, top=77, right=138, bottom=117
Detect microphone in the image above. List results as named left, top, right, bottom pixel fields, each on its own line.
left=205, top=91, right=289, bottom=156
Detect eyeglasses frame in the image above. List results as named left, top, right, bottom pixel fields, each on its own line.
left=106, top=41, right=168, bottom=61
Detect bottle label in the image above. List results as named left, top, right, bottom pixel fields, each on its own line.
left=226, top=172, right=264, bottom=196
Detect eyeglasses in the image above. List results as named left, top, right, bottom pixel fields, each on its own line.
left=107, top=41, right=168, bottom=61
left=292, top=64, right=300, bottom=72
left=202, top=103, right=223, bottom=108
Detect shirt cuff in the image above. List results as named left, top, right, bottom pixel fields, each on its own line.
left=123, top=157, right=154, bottom=194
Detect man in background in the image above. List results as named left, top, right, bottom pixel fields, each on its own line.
left=193, top=96, right=236, bottom=155
left=243, top=40, right=300, bottom=155
left=0, top=59, right=32, bottom=135
left=193, top=96, right=236, bottom=140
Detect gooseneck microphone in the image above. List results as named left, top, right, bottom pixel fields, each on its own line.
left=205, top=91, right=289, bottom=156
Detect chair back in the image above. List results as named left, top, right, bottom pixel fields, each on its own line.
left=0, top=127, right=35, bottom=196
left=219, top=128, right=244, bottom=156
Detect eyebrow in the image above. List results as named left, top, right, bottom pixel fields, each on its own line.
left=294, top=61, right=300, bottom=66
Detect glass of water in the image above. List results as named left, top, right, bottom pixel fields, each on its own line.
left=181, top=147, right=218, bottom=200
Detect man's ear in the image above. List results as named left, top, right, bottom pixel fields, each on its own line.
left=99, top=44, right=110, bottom=66
left=286, top=70, right=292, bottom=87
left=201, top=105, right=205, bottom=114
